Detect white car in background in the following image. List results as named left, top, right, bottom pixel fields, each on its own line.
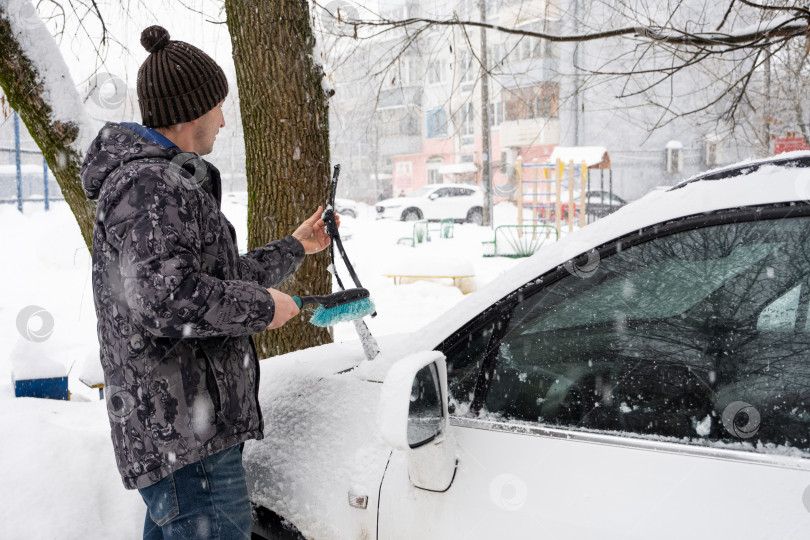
left=334, top=198, right=358, bottom=219
left=375, top=184, right=484, bottom=224
left=246, top=154, right=810, bottom=539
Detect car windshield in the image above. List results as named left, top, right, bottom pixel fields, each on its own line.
left=530, top=242, right=778, bottom=332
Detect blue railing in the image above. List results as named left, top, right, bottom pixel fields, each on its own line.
left=1, top=111, right=60, bottom=211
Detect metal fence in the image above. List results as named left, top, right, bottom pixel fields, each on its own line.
left=0, top=112, right=63, bottom=211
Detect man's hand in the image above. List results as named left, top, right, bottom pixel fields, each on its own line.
left=292, top=206, right=340, bottom=254
left=266, top=288, right=300, bottom=330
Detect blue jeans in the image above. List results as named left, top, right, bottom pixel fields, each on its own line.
left=138, top=444, right=252, bottom=540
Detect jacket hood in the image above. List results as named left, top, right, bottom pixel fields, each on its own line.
left=80, top=122, right=183, bottom=201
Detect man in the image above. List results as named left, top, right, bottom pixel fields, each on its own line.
left=80, top=25, right=336, bottom=539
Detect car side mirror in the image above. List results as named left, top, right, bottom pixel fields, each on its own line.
left=377, top=351, right=457, bottom=491
left=428, top=193, right=439, bottom=200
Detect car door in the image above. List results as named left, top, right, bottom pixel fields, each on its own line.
left=447, top=187, right=480, bottom=221
left=377, top=207, right=810, bottom=539
left=424, top=187, right=452, bottom=220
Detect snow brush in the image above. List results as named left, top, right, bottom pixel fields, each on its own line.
left=292, top=288, right=376, bottom=328
left=322, top=165, right=381, bottom=361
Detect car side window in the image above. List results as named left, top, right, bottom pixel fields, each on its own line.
left=444, top=310, right=510, bottom=415
left=435, top=188, right=452, bottom=198
left=458, top=216, right=810, bottom=454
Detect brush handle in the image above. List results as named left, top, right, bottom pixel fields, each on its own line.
left=292, top=289, right=369, bottom=310
left=292, top=296, right=318, bottom=309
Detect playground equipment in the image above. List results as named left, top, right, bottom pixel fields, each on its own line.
left=515, top=147, right=612, bottom=237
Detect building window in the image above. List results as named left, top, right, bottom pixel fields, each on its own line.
left=427, top=160, right=443, bottom=184
left=398, top=57, right=421, bottom=86
left=666, top=141, right=684, bottom=173
left=706, top=139, right=722, bottom=167
left=461, top=103, right=475, bottom=136
left=427, top=60, right=447, bottom=85
left=459, top=51, right=475, bottom=83
left=402, top=113, right=420, bottom=136
left=489, top=102, right=503, bottom=126
left=504, top=83, right=559, bottom=121
left=488, top=43, right=503, bottom=66
left=426, top=108, right=449, bottom=138
left=521, top=38, right=532, bottom=60
left=459, top=0, right=476, bottom=19
left=503, top=26, right=554, bottom=64
left=379, top=108, right=420, bottom=138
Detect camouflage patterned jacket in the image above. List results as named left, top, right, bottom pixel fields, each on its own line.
left=81, top=123, right=305, bottom=489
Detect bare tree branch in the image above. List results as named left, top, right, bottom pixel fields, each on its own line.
left=322, top=9, right=809, bottom=48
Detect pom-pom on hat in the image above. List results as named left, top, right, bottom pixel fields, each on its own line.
left=136, top=25, right=228, bottom=128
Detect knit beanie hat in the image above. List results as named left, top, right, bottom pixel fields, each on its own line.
left=137, top=25, right=228, bottom=128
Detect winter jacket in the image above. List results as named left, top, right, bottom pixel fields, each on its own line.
left=81, top=123, right=305, bottom=489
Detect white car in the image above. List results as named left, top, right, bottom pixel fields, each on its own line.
left=375, top=184, right=484, bottom=224
left=334, top=198, right=358, bottom=219
left=246, top=154, right=810, bottom=539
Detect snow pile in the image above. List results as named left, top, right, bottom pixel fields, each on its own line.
left=379, top=246, right=475, bottom=278
left=10, top=345, right=66, bottom=381
left=0, top=397, right=143, bottom=538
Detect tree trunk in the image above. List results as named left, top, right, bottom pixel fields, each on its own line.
left=0, top=4, right=95, bottom=250
left=225, top=0, right=333, bottom=356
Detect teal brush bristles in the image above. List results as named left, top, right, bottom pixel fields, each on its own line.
left=292, top=288, right=376, bottom=327
left=309, top=297, right=376, bottom=327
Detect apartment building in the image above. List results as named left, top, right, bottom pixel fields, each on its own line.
left=328, top=0, right=756, bottom=203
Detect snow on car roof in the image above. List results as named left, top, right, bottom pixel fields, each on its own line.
left=406, top=153, right=810, bottom=356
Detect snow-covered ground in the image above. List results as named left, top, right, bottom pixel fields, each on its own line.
left=0, top=195, right=531, bottom=538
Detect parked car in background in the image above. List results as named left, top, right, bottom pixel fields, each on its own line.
left=334, top=198, right=358, bottom=219
left=525, top=187, right=625, bottom=221
left=247, top=154, right=810, bottom=539
left=375, top=184, right=484, bottom=224
left=584, top=189, right=627, bottom=218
